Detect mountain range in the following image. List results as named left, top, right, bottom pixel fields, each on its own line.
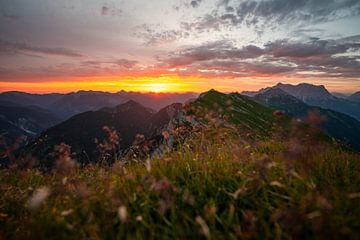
left=0, top=90, right=197, bottom=119
left=0, top=105, right=61, bottom=145
left=1, top=83, right=360, bottom=168
left=243, top=83, right=360, bottom=120
left=23, top=100, right=185, bottom=168
left=254, top=88, right=360, bottom=150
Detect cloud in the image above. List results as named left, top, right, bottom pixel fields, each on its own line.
left=158, top=36, right=360, bottom=78
left=101, top=3, right=122, bottom=16
left=0, top=39, right=83, bottom=57
left=160, top=40, right=265, bottom=67
left=82, top=59, right=139, bottom=68
left=101, top=5, right=110, bottom=16
left=134, top=24, right=190, bottom=46
left=190, top=0, right=202, bottom=8
left=265, top=39, right=360, bottom=58
left=174, top=0, right=203, bottom=10
left=1, top=12, right=19, bottom=20
left=184, top=0, right=360, bottom=33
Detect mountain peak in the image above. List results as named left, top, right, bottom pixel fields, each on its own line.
left=273, top=82, right=334, bottom=100
left=348, top=91, right=360, bottom=103
left=110, top=100, right=156, bottom=114
left=122, top=99, right=142, bottom=106
left=199, top=89, right=223, bottom=98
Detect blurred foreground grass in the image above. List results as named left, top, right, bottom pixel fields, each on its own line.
left=0, top=127, right=360, bottom=240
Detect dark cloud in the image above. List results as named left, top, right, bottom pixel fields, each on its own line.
left=158, top=36, right=360, bottom=78
left=160, top=40, right=265, bottom=67
left=174, top=0, right=203, bottom=10
left=184, top=0, right=360, bottom=32
left=190, top=0, right=202, bottom=8
left=0, top=39, right=83, bottom=57
left=265, top=39, right=360, bottom=58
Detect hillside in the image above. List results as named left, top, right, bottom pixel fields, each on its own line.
left=0, top=105, right=62, bottom=150
left=192, top=89, right=277, bottom=134
left=23, top=101, right=184, bottom=168
left=1, top=105, right=360, bottom=239
left=254, top=88, right=360, bottom=151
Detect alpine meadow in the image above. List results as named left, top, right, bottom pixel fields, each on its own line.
left=1, top=0, right=360, bottom=239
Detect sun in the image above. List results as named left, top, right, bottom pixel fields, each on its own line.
left=147, top=83, right=169, bottom=93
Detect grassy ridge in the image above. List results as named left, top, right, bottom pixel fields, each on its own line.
left=1, top=125, right=359, bottom=239
left=193, top=90, right=277, bottom=134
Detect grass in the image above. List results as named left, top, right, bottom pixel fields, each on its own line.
left=1, top=124, right=359, bottom=240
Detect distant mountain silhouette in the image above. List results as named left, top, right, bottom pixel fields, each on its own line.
left=274, top=83, right=335, bottom=100
left=254, top=88, right=360, bottom=151
left=348, top=91, right=360, bottom=103
left=0, top=90, right=197, bottom=119
left=0, top=91, right=63, bottom=108
left=24, top=100, right=184, bottom=167
left=331, top=92, right=349, bottom=99
left=243, top=83, right=360, bottom=120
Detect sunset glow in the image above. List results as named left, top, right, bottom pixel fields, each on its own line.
left=0, top=0, right=360, bottom=94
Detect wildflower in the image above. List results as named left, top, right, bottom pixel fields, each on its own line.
left=273, top=110, right=285, bottom=118
left=348, top=192, right=360, bottom=199
left=182, top=190, right=195, bottom=205
left=242, top=210, right=257, bottom=232
left=134, top=134, right=145, bottom=144
left=307, top=110, right=327, bottom=127
left=230, top=186, right=247, bottom=199
left=54, top=143, right=77, bottom=173
left=26, top=187, right=51, bottom=210
left=117, top=206, right=127, bottom=223
left=306, top=211, right=321, bottom=219
left=196, top=216, right=210, bottom=239
left=62, top=177, right=68, bottom=185
left=253, top=154, right=271, bottom=179
left=61, top=209, right=74, bottom=216
left=316, top=195, right=333, bottom=210
left=162, top=131, right=170, bottom=140
left=145, top=158, right=151, bottom=172
left=270, top=181, right=285, bottom=188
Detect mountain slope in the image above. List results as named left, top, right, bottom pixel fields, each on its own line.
left=0, top=105, right=61, bottom=166
left=254, top=88, right=360, bottom=150
left=24, top=100, right=186, bottom=167
left=0, top=106, right=61, bottom=134
left=192, top=89, right=277, bottom=134
left=348, top=91, right=360, bottom=103
left=243, top=83, right=360, bottom=120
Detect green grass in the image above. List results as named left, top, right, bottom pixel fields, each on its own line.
left=1, top=126, right=359, bottom=240
left=193, top=90, right=278, bottom=134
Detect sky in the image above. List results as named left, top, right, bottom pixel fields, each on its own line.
left=0, top=0, right=360, bottom=93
